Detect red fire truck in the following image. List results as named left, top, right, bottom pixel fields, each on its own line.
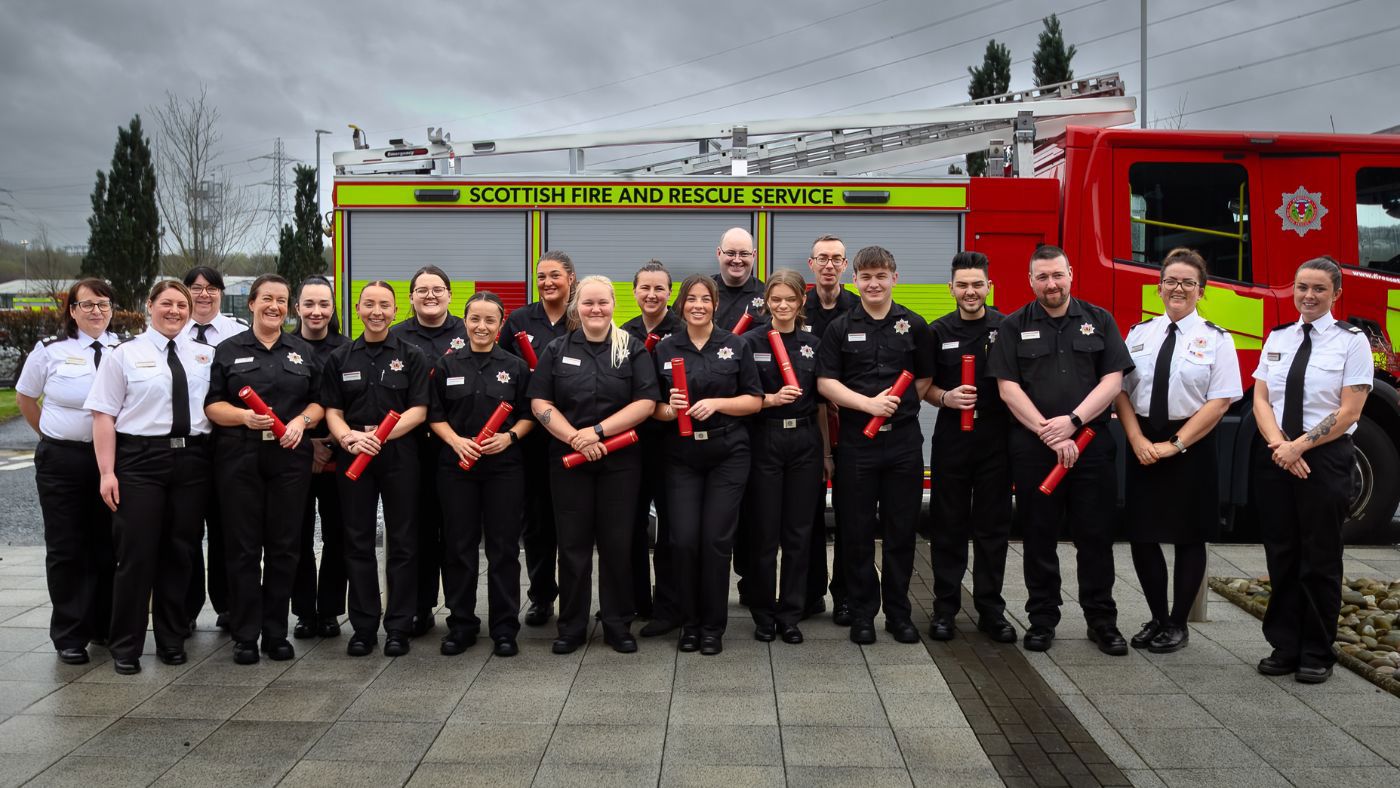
left=330, top=74, right=1400, bottom=541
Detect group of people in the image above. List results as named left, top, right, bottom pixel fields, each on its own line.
left=18, top=228, right=1368, bottom=684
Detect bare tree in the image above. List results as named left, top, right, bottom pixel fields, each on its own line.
left=1153, top=93, right=1190, bottom=130
left=29, top=224, right=77, bottom=305
left=151, top=86, right=257, bottom=273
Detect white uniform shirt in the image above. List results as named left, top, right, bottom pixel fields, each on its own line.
left=84, top=328, right=213, bottom=436
left=1122, top=310, right=1243, bottom=420
left=15, top=332, right=121, bottom=441
left=1253, top=313, right=1373, bottom=436
left=185, top=312, right=247, bottom=347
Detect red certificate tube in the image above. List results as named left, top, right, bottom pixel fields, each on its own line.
left=768, top=330, right=799, bottom=390
left=562, top=429, right=639, bottom=468
left=645, top=333, right=661, bottom=352
left=458, top=401, right=513, bottom=471
left=238, top=386, right=287, bottom=439
left=1039, top=427, right=1097, bottom=495
left=513, top=331, right=538, bottom=370
left=863, top=369, right=914, bottom=438
left=960, top=355, right=976, bottom=432
left=671, top=357, right=693, bottom=437
left=732, top=312, right=753, bottom=335
left=344, top=410, right=402, bottom=481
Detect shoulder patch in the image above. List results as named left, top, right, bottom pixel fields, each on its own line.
left=41, top=335, right=62, bottom=346
left=1203, top=320, right=1229, bottom=334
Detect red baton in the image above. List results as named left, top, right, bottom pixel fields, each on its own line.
left=960, top=355, right=976, bottom=432
left=459, top=401, right=513, bottom=471
left=671, top=357, right=693, bottom=437
left=768, top=330, right=800, bottom=390
left=1039, top=427, right=1097, bottom=495
left=238, top=386, right=287, bottom=439
left=562, top=430, right=639, bottom=468
left=513, top=331, right=538, bottom=370
left=645, top=333, right=661, bottom=352
left=345, top=410, right=402, bottom=481
left=732, top=312, right=753, bottom=335
left=864, top=369, right=914, bottom=438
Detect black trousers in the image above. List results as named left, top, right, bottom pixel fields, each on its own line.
left=292, top=469, right=347, bottom=621
left=34, top=438, right=112, bottom=649
left=522, top=437, right=558, bottom=607
left=666, top=427, right=751, bottom=638
left=630, top=426, right=669, bottom=619
left=110, top=437, right=210, bottom=660
left=216, top=432, right=313, bottom=643
left=336, top=440, right=418, bottom=636
left=184, top=483, right=227, bottom=621
left=1011, top=428, right=1118, bottom=631
left=748, top=421, right=822, bottom=627
left=550, top=449, right=641, bottom=642
left=415, top=432, right=444, bottom=619
left=1255, top=435, right=1352, bottom=669
left=438, top=457, right=524, bottom=640
left=929, top=425, right=1012, bottom=622
left=834, top=421, right=923, bottom=624
left=808, top=415, right=845, bottom=604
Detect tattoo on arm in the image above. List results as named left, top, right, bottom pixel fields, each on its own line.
left=537, top=408, right=552, bottom=425
left=1304, top=411, right=1337, bottom=443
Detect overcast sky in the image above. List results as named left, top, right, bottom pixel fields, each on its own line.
left=1, top=0, right=1395, bottom=250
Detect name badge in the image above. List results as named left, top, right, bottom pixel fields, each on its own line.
left=235, top=356, right=255, bottom=364
left=1130, top=344, right=1144, bottom=353
left=940, top=341, right=960, bottom=350
left=1267, top=352, right=1281, bottom=362
left=446, top=376, right=465, bottom=386
left=1020, top=330, right=1041, bottom=340
left=847, top=333, right=866, bottom=342
left=64, top=356, right=86, bottom=365
left=662, top=361, right=673, bottom=371
left=135, top=360, right=157, bottom=368
left=754, top=353, right=772, bottom=363
left=562, top=356, right=582, bottom=367
left=342, top=370, right=362, bottom=382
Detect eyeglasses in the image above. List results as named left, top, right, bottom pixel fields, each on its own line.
left=1161, top=279, right=1199, bottom=291
left=75, top=300, right=113, bottom=313
left=812, top=255, right=846, bottom=267
left=189, top=285, right=220, bottom=295
left=412, top=286, right=450, bottom=297
left=720, top=249, right=755, bottom=260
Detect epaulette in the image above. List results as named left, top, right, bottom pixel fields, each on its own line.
left=1131, top=317, right=1154, bottom=329
left=1344, top=323, right=1364, bottom=334
left=41, top=335, right=62, bottom=347
left=1203, top=320, right=1229, bottom=334
left=1272, top=322, right=1295, bottom=332
left=117, top=334, right=139, bottom=345
left=232, top=316, right=250, bottom=327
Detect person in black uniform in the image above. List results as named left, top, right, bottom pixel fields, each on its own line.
left=85, top=280, right=213, bottom=675
left=620, top=261, right=682, bottom=633
left=322, top=281, right=430, bottom=658
left=804, top=234, right=859, bottom=624
left=816, top=246, right=934, bottom=645
left=744, top=269, right=827, bottom=644
left=989, top=245, right=1134, bottom=655
left=16, top=278, right=120, bottom=665
left=711, top=227, right=766, bottom=333
left=429, top=291, right=534, bottom=658
left=501, top=251, right=575, bottom=627
left=528, top=275, right=660, bottom=654
left=1116, top=249, right=1241, bottom=653
left=923, top=252, right=1017, bottom=643
left=389, top=265, right=466, bottom=638
left=205, top=274, right=324, bottom=664
left=290, top=275, right=349, bottom=639
left=1253, top=256, right=1372, bottom=684
left=654, top=274, right=763, bottom=655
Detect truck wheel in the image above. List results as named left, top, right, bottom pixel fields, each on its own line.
left=1343, top=414, right=1400, bottom=544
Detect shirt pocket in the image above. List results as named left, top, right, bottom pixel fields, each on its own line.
left=380, top=370, right=410, bottom=391
left=1308, top=349, right=1347, bottom=390
left=48, top=363, right=94, bottom=408
left=1178, top=351, right=1215, bottom=400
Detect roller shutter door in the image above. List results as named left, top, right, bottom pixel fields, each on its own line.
left=347, top=210, right=528, bottom=281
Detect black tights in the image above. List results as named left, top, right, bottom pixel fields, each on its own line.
left=1130, top=542, right=1208, bottom=626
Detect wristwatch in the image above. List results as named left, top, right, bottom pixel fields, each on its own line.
left=1069, top=412, right=1083, bottom=429
left=301, top=414, right=312, bottom=427
left=594, top=424, right=606, bottom=439
left=1170, top=435, right=1187, bottom=453
left=507, top=430, right=519, bottom=444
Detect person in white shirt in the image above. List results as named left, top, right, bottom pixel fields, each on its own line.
left=1252, top=256, right=1373, bottom=684
left=15, top=278, right=121, bottom=666
left=85, top=280, right=214, bottom=675
left=1115, top=249, right=1242, bottom=654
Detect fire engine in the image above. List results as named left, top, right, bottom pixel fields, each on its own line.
left=329, top=73, right=1400, bottom=542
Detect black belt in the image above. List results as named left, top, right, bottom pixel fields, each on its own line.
left=683, top=422, right=738, bottom=441
left=40, top=436, right=91, bottom=449
left=761, top=415, right=815, bottom=429
left=117, top=433, right=208, bottom=449
left=218, top=427, right=282, bottom=442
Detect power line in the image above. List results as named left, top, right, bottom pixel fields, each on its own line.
left=1149, top=23, right=1400, bottom=93
left=1178, top=59, right=1400, bottom=120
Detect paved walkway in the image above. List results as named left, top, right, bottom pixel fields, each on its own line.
left=0, top=541, right=1397, bottom=787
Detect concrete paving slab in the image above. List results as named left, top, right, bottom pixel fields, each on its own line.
left=777, top=690, right=889, bottom=726
left=421, top=721, right=553, bottom=764
left=661, top=723, right=782, bottom=765
left=232, top=683, right=364, bottom=722
left=25, top=754, right=171, bottom=788
left=407, top=762, right=535, bottom=787
left=70, top=716, right=219, bottom=764
left=125, top=683, right=260, bottom=721
left=667, top=690, right=778, bottom=726
left=278, top=759, right=417, bottom=788
left=658, top=763, right=785, bottom=788
left=781, top=725, right=905, bottom=768
left=557, top=689, right=670, bottom=726
left=540, top=723, right=665, bottom=765
left=306, top=720, right=440, bottom=763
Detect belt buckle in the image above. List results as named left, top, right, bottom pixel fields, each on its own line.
left=878, top=424, right=892, bottom=433
left=169, top=437, right=186, bottom=449
left=782, top=418, right=797, bottom=429
left=693, top=430, right=709, bottom=441
left=261, top=431, right=276, bottom=441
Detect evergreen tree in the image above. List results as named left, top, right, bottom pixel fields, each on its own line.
left=965, top=40, right=1011, bottom=177
left=1032, top=14, right=1077, bottom=87
left=83, top=116, right=161, bottom=311
left=277, top=164, right=325, bottom=286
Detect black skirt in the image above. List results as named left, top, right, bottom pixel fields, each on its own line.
left=1123, top=418, right=1220, bottom=543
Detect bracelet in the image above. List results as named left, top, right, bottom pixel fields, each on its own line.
left=939, top=391, right=948, bottom=407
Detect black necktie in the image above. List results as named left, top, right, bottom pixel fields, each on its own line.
left=1282, top=323, right=1313, bottom=439
left=1148, top=323, right=1177, bottom=433
left=167, top=340, right=190, bottom=437
left=89, top=340, right=103, bottom=370
left=195, top=324, right=210, bottom=344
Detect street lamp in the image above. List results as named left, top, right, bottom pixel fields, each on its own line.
left=18, top=239, right=28, bottom=293
left=315, top=129, right=332, bottom=215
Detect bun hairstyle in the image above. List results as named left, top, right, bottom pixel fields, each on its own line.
left=464, top=290, right=505, bottom=321
left=1297, top=255, right=1343, bottom=292
left=567, top=275, right=629, bottom=368
left=148, top=279, right=192, bottom=307
left=763, top=268, right=808, bottom=327
left=1160, top=248, right=1208, bottom=288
